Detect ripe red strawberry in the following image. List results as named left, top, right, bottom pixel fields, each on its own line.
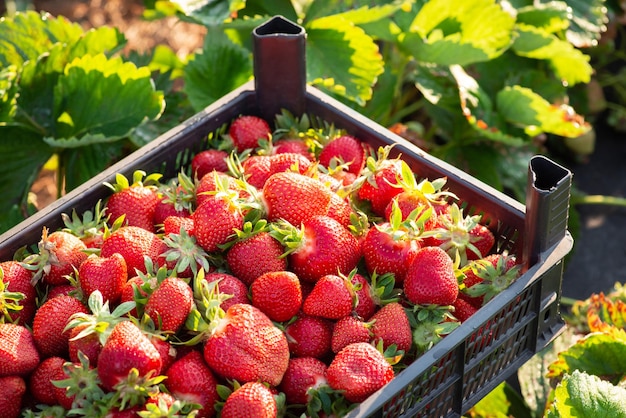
left=163, top=215, right=195, bottom=237
left=404, top=246, right=459, bottom=306
left=204, top=272, right=250, bottom=311
left=28, top=356, right=66, bottom=405
left=284, top=314, right=333, bottom=359
left=226, top=227, right=287, bottom=286
left=153, top=172, right=195, bottom=227
left=263, top=171, right=333, bottom=226
left=267, top=152, right=312, bottom=176
left=370, top=302, right=412, bottom=353
left=68, top=324, right=102, bottom=367
left=101, top=225, right=168, bottom=275
left=279, top=356, right=328, bottom=405
left=97, top=320, right=163, bottom=391
left=0, top=260, right=37, bottom=325
left=228, top=115, right=272, bottom=152
left=0, top=375, right=26, bottom=418
left=204, top=303, right=289, bottom=386
left=192, top=149, right=230, bottom=179
left=460, top=254, right=520, bottom=307
left=240, top=155, right=273, bottom=189
left=273, top=138, right=313, bottom=160
left=195, top=171, right=240, bottom=208
left=0, top=323, right=40, bottom=376
left=23, top=228, right=89, bottom=286
left=192, top=195, right=245, bottom=253
left=251, top=271, right=302, bottom=322
left=302, top=274, right=355, bottom=320
left=165, top=350, right=219, bottom=418
left=61, top=201, right=109, bottom=249
left=361, top=221, right=421, bottom=285
left=221, top=381, right=277, bottom=418
left=452, top=296, right=479, bottom=322
left=326, top=342, right=394, bottom=403
left=357, top=150, right=404, bottom=216
left=350, top=273, right=377, bottom=321
left=326, top=191, right=353, bottom=228
left=78, top=253, right=128, bottom=304
left=104, top=170, right=162, bottom=231
left=276, top=215, right=361, bottom=283
left=331, top=316, right=372, bottom=353
left=384, top=192, right=436, bottom=230
left=319, top=135, right=366, bottom=176
left=145, top=277, right=194, bottom=333
left=32, top=294, right=89, bottom=358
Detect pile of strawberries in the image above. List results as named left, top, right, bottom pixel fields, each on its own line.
left=0, top=112, right=521, bottom=417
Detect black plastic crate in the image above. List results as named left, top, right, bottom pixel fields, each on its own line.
left=0, top=16, right=573, bottom=417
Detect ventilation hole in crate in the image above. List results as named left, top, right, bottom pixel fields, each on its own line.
left=544, top=308, right=552, bottom=322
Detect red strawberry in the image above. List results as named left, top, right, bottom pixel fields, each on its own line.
left=0, top=375, right=26, bottom=418
left=195, top=171, right=240, bottom=208
left=226, top=227, right=287, bottom=286
left=104, top=170, right=162, bottom=231
left=262, top=171, right=333, bottom=226
left=331, top=316, right=372, bottom=353
left=145, top=277, right=194, bottom=333
left=23, top=228, right=89, bottom=286
left=221, top=381, right=277, bottom=418
left=151, top=337, right=177, bottom=373
left=350, top=273, right=377, bottom=321
left=302, top=274, right=354, bottom=320
left=384, top=192, right=436, bottom=230
left=192, top=149, right=230, bottom=179
left=192, top=195, right=245, bottom=253
left=452, top=297, right=479, bottom=322
left=240, top=155, right=272, bottom=189
left=100, top=225, right=167, bottom=275
left=267, top=152, right=312, bottom=176
left=61, top=201, right=109, bottom=249
left=319, top=135, right=366, bottom=176
left=273, top=138, right=313, bottom=160
left=204, top=272, right=249, bottom=311
left=28, top=356, right=66, bottom=405
left=228, top=115, right=271, bottom=152
left=97, top=320, right=163, bottom=391
left=279, top=356, right=328, bottom=405
left=0, top=260, right=37, bottom=325
left=460, top=254, right=520, bottom=307
left=404, top=246, right=459, bottom=306
left=204, top=303, right=289, bottom=386
left=357, top=150, right=403, bottom=216
left=251, top=271, right=302, bottom=322
left=165, top=350, right=219, bottom=418
left=370, top=302, right=412, bottom=353
left=326, top=342, right=394, bottom=403
left=32, top=295, right=89, bottom=358
left=326, top=191, right=353, bottom=228
left=153, top=172, right=195, bottom=227
left=0, top=323, right=40, bottom=376
left=276, top=215, right=361, bottom=283
left=68, top=324, right=102, bottom=367
left=361, top=221, right=421, bottom=285
left=284, top=314, right=333, bottom=359
left=78, top=253, right=128, bottom=304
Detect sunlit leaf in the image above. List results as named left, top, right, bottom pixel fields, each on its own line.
left=566, top=0, right=609, bottom=48
left=516, top=2, right=571, bottom=34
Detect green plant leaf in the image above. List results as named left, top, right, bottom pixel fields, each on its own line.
left=547, top=330, right=626, bottom=382
left=512, top=24, right=592, bottom=86
left=183, top=30, right=252, bottom=111
left=45, top=53, right=164, bottom=145
left=61, top=142, right=127, bottom=192
left=516, top=2, right=571, bottom=34
left=162, top=0, right=246, bottom=26
left=497, top=85, right=591, bottom=138
left=0, top=126, right=53, bottom=232
left=0, top=65, right=19, bottom=124
left=401, top=0, right=515, bottom=66
left=547, top=370, right=626, bottom=417
left=566, top=0, right=610, bottom=48
left=306, top=14, right=384, bottom=106
left=468, top=381, right=532, bottom=418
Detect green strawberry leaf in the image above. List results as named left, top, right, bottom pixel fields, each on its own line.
left=45, top=53, right=164, bottom=145
left=61, top=142, right=127, bottom=192
left=496, top=85, right=591, bottom=138
left=547, top=329, right=626, bottom=383
left=0, top=127, right=53, bottom=233
left=512, top=24, right=592, bottom=86
left=158, top=0, right=246, bottom=26
left=566, top=0, right=610, bottom=48
left=401, top=0, right=515, bottom=66
left=469, top=381, right=532, bottom=418
left=306, top=14, right=384, bottom=106
left=515, top=2, right=571, bottom=34
left=0, top=65, right=19, bottom=124
left=183, top=30, right=252, bottom=111
left=547, top=370, right=626, bottom=417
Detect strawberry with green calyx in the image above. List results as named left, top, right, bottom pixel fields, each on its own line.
left=61, top=199, right=110, bottom=249
left=302, top=273, right=357, bottom=320
left=203, top=272, right=248, bottom=311
left=270, top=215, right=361, bottom=283
left=408, top=304, right=460, bottom=355
left=224, top=219, right=287, bottom=286
left=109, top=368, right=167, bottom=413
left=284, top=313, right=333, bottom=359
left=0, top=260, right=35, bottom=325
left=227, top=115, right=272, bottom=153
left=251, top=271, right=302, bottom=322
left=118, top=256, right=165, bottom=319
left=350, top=271, right=399, bottom=321
left=326, top=342, right=395, bottom=404
left=219, top=381, right=281, bottom=418
left=272, top=109, right=339, bottom=157
left=163, top=215, right=195, bottom=237
left=161, top=225, right=211, bottom=279
left=22, top=227, right=89, bottom=286
left=461, top=253, right=520, bottom=307
left=0, top=323, right=40, bottom=377
left=318, top=134, right=367, bottom=177
left=331, top=315, right=373, bottom=353
left=153, top=170, right=196, bottom=228
left=195, top=169, right=242, bottom=208
left=33, top=294, right=90, bottom=358
left=138, top=393, right=202, bottom=418
left=279, top=356, right=328, bottom=406
left=65, top=290, right=136, bottom=366
left=104, top=170, right=163, bottom=232
left=404, top=246, right=460, bottom=307
left=78, top=252, right=128, bottom=304
left=422, top=202, right=495, bottom=266
left=144, top=276, right=194, bottom=334
left=370, top=302, right=413, bottom=353
left=101, top=225, right=168, bottom=276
